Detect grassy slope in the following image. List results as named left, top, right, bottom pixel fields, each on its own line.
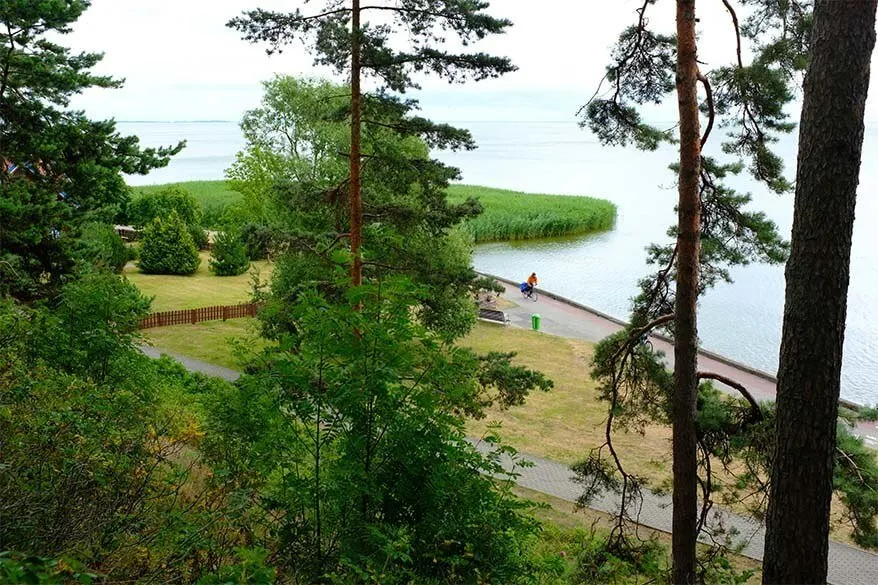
left=131, top=180, right=616, bottom=242
left=144, top=318, right=269, bottom=370
left=124, top=250, right=273, bottom=312
left=460, top=322, right=671, bottom=485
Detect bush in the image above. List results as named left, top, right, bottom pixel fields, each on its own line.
left=127, top=185, right=202, bottom=228
left=138, top=211, right=201, bottom=275
left=858, top=404, right=878, bottom=422
left=76, top=222, right=129, bottom=273
left=189, top=224, right=210, bottom=250
left=201, top=204, right=228, bottom=229
left=210, top=230, right=250, bottom=276
left=239, top=222, right=277, bottom=260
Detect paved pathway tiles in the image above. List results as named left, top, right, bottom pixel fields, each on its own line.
left=140, top=282, right=878, bottom=583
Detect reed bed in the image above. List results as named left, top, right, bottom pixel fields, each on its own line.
left=132, top=180, right=242, bottom=210
left=447, top=185, right=616, bottom=243
left=131, top=181, right=617, bottom=242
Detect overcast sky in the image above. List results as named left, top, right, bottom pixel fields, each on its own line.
left=65, top=0, right=878, bottom=124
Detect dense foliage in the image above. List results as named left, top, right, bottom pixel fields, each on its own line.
left=76, top=222, right=130, bottom=273
left=0, top=1, right=182, bottom=301
left=128, top=185, right=209, bottom=249
left=138, top=212, right=201, bottom=275
left=227, top=77, right=486, bottom=340
left=209, top=230, right=250, bottom=276
left=201, top=274, right=555, bottom=583
left=127, top=185, right=202, bottom=228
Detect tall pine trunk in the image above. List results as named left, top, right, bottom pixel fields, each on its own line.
left=349, top=0, right=363, bottom=287
left=763, top=0, right=878, bottom=582
left=672, top=1, right=702, bottom=583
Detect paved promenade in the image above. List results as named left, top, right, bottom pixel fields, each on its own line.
left=490, top=278, right=878, bottom=448
left=140, top=283, right=878, bottom=584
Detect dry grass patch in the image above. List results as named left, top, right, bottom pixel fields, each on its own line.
left=461, top=322, right=671, bottom=485
left=144, top=318, right=270, bottom=370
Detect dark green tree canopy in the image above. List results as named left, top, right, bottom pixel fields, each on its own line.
left=230, top=76, right=485, bottom=340
left=228, top=0, right=516, bottom=93
left=0, top=0, right=183, bottom=300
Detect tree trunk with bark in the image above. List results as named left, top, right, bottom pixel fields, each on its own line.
left=672, top=1, right=702, bottom=583
left=763, top=1, right=878, bottom=582
left=349, top=0, right=363, bottom=287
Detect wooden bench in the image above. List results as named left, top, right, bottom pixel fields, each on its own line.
left=478, top=307, right=509, bottom=324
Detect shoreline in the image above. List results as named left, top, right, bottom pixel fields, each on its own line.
left=480, top=271, right=868, bottom=414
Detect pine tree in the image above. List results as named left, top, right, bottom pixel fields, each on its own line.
left=763, top=1, right=878, bottom=581
left=0, top=1, right=182, bottom=300
left=579, top=1, right=808, bottom=581
left=228, top=0, right=515, bottom=288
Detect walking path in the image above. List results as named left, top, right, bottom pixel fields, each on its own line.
left=488, top=277, right=878, bottom=447
left=139, top=283, right=878, bottom=584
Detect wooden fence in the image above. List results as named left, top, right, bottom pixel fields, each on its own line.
left=139, top=302, right=259, bottom=329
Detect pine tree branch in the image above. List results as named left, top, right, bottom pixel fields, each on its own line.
left=721, top=0, right=766, bottom=144
left=0, top=21, right=16, bottom=105
left=582, top=0, right=654, bottom=109
left=835, top=446, right=876, bottom=492
left=697, top=71, right=715, bottom=147
left=696, top=371, right=762, bottom=420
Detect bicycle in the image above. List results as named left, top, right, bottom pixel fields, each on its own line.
left=521, top=286, right=538, bottom=302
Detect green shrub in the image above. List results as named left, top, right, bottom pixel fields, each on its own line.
left=138, top=211, right=201, bottom=275
left=239, top=222, right=277, bottom=260
left=201, top=204, right=228, bottom=229
left=127, top=185, right=202, bottom=228
left=210, top=230, right=250, bottom=276
left=858, top=404, right=878, bottom=421
left=0, top=552, right=97, bottom=584
left=76, top=222, right=129, bottom=273
left=189, top=224, right=210, bottom=250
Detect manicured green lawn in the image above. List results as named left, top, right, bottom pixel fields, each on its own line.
left=124, top=251, right=272, bottom=312
left=144, top=318, right=270, bottom=370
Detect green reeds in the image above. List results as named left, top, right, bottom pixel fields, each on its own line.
left=447, top=185, right=617, bottom=243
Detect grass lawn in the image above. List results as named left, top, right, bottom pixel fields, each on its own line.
left=461, top=322, right=672, bottom=485
left=124, top=251, right=273, bottom=312
left=144, top=318, right=269, bottom=370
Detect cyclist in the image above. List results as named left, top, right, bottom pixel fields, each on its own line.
left=522, top=272, right=538, bottom=296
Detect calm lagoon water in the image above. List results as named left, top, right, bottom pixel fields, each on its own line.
left=119, top=120, right=878, bottom=406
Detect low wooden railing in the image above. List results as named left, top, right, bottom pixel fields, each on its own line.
left=139, top=302, right=259, bottom=329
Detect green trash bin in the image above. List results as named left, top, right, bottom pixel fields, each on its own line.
left=531, top=313, right=541, bottom=331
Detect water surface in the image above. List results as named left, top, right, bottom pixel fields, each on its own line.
left=120, top=120, right=878, bottom=405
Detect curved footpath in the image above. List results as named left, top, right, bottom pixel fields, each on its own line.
left=141, top=297, right=878, bottom=585
left=486, top=276, right=878, bottom=448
